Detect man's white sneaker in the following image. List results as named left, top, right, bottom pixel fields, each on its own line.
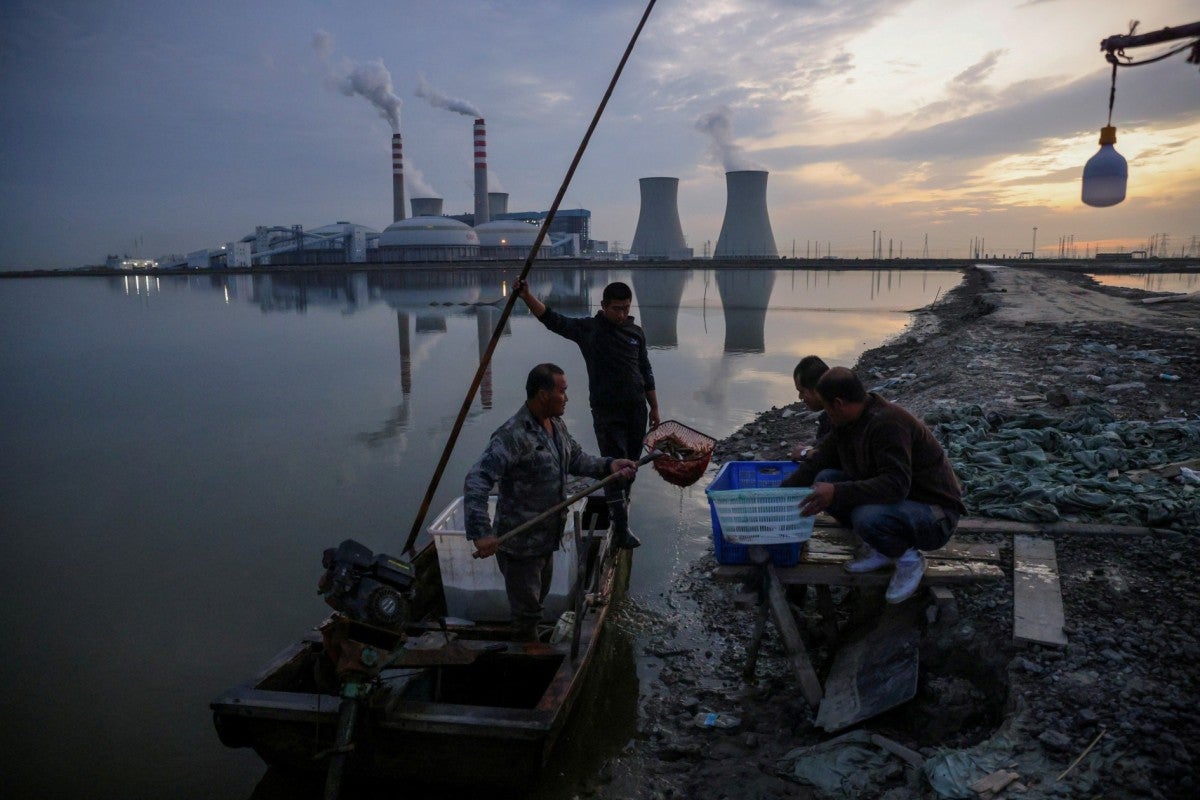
left=843, top=547, right=893, bottom=574
left=886, top=548, right=927, bottom=604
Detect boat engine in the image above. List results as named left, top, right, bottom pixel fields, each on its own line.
left=318, top=539, right=416, bottom=631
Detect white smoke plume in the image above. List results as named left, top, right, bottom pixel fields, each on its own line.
left=415, top=73, right=483, bottom=118
left=487, top=169, right=504, bottom=193
left=694, top=106, right=763, bottom=172
left=313, top=30, right=403, bottom=133
left=405, top=164, right=436, bottom=201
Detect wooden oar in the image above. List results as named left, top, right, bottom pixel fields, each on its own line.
left=472, top=450, right=663, bottom=559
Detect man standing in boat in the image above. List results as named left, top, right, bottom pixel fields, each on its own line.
left=513, top=279, right=658, bottom=550
left=466, top=363, right=638, bottom=641
left=783, top=367, right=965, bottom=604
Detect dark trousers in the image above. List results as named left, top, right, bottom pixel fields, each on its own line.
left=496, top=551, right=554, bottom=640
left=814, top=468, right=956, bottom=558
left=592, top=405, right=648, bottom=533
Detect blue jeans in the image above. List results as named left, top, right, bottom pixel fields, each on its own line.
left=814, top=469, right=954, bottom=558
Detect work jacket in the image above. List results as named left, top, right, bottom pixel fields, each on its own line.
left=464, top=404, right=611, bottom=557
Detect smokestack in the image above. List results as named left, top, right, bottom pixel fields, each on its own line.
left=411, top=197, right=443, bottom=217
left=392, top=133, right=406, bottom=222
left=714, top=170, right=777, bottom=259
left=488, top=192, right=509, bottom=218
left=631, top=177, right=690, bottom=260
left=474, top=118, right=489, bottom=226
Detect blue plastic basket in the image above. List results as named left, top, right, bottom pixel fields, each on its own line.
left=705, top=461, right=810, bottom=566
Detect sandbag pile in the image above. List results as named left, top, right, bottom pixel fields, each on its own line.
left=926, top=404, right=1199, bottom=533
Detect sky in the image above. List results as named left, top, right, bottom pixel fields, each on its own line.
left=1, top=0, right=1198, bottom=269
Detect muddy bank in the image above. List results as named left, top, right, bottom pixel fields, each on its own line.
left=582, top=266, right=1198, bottom=800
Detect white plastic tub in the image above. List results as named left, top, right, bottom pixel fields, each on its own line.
left=428, top=495, right=582, bottom=622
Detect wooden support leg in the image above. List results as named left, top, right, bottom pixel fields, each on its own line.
left=766, top=562, right=823, bottom=708
left=815, top=585, right=840, bottom=645
left=743, top=583, right=770, bottom=681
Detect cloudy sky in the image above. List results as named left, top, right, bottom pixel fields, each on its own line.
left=1, top=0, right=1197, bottom=269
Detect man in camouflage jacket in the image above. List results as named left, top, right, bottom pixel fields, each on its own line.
left=465, top=363, right=637, bottom=640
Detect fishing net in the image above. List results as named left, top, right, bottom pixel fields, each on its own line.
left=644, top=420, right=716, bottom=488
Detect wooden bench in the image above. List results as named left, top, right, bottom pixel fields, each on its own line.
left=711, top=527, right=1004, bottom=587
left=713, top=528, right=1003, bottom=716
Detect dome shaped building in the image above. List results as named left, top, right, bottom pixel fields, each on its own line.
left=375, top=200, right=480, bottom=263
left=474, top=219, right=546, bottom=260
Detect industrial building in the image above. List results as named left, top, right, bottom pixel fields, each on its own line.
left=157, top=113, right=759, bottom=268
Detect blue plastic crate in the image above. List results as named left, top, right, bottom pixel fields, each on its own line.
left=705, top=461, right=805, bottom=566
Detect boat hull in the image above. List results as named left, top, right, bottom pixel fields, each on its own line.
left=212, top=521, right=628, bottom=791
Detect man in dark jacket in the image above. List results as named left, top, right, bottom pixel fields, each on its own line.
left=783, top=367, right=965, bottom=603
left=466, top=363, right=637, bottom=640
left=790, top=355, right=831, bottom=462
left=514, top=279, right=658, bottom=550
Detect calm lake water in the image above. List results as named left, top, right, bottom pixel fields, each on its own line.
left=1088, top=271, right=1200, bottom=293
left=0, top=266, right=959, bottom=799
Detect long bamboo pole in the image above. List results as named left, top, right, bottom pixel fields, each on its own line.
left=471, top=449, right=662, bottom=559
left=402, top=0, right=659, bottom=554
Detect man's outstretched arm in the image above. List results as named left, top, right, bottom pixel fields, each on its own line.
left=514, top=278, right=546, bottom=318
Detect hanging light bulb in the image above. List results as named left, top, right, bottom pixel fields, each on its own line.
left=1081, top=125, right=1128, bottom=207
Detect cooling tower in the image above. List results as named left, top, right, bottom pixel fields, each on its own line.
left=630, top=177, right=691, bottom=260
left=411, top=197, right=444, bottom=217
left=488, top=192, right=509, bottom=218
left=474, top=118, right=489, bottom=226
left=714, top=170, right=777, bottom=259
left=392, top=133, right=406, bottom=222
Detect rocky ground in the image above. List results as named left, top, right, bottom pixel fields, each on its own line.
left=579, top=265, right=1199, bottom=800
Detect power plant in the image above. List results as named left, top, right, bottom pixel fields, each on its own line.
left=162, top=119, right=783, bottom=268
left=630, top=177, right=692, bottom=260
left=714, top=170, right=777, bottom=259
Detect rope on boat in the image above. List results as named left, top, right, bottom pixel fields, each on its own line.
left=402, top=0, right=660, bottom=555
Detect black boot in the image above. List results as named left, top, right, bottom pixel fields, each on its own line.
left=608, top=492, right=639, bottom=549
left=615, top=529, right=641, bottom=549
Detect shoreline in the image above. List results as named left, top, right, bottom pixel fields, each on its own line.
left=583, top=265, right=1197, bottom=800
left=2, top=258, right=1199, bottom=280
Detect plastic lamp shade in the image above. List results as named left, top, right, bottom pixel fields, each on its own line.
left=1081, top=125, right=1127, bottom=207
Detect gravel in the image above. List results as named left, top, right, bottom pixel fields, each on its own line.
left=575, top=265, right=1199, bottom=800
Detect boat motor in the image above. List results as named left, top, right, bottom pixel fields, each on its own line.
left=318, top=539, right=416, bottom=631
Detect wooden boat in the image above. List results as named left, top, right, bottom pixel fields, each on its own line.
left=211, top=496, right=628, bottom=792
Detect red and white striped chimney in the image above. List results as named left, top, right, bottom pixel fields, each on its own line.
left=392, top=133, right=406, bottom=222
left=473, top=118, right=489, bottom=226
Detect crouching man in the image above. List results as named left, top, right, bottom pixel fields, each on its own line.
left=466, top=363, right=637, bottom=641
left=782, top=367, right=965, bottom=603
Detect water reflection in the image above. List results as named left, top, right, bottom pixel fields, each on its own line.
left=0, top=265, right=961, bottom=800
left=631, top=269, right=688, bottom=348
left=1086, top=271, right=1199, bottom=294
left=715, top=270, right=775, bottom=353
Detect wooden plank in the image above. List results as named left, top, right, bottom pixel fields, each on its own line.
left=870, top=733, right=924, bottom=767
left=805, top=537, right=999, bottom=563
left=1012, top=535, right=1068, bottom=647
left=970, top=769, right=1020, bottom=794
left=956, top=517, right=1159, bottom=536
left=765, top=562, right=824, bottom=708
left=714, top=560, right=1004, bottom=586
left=817, top=515, right=1162, bottom=536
